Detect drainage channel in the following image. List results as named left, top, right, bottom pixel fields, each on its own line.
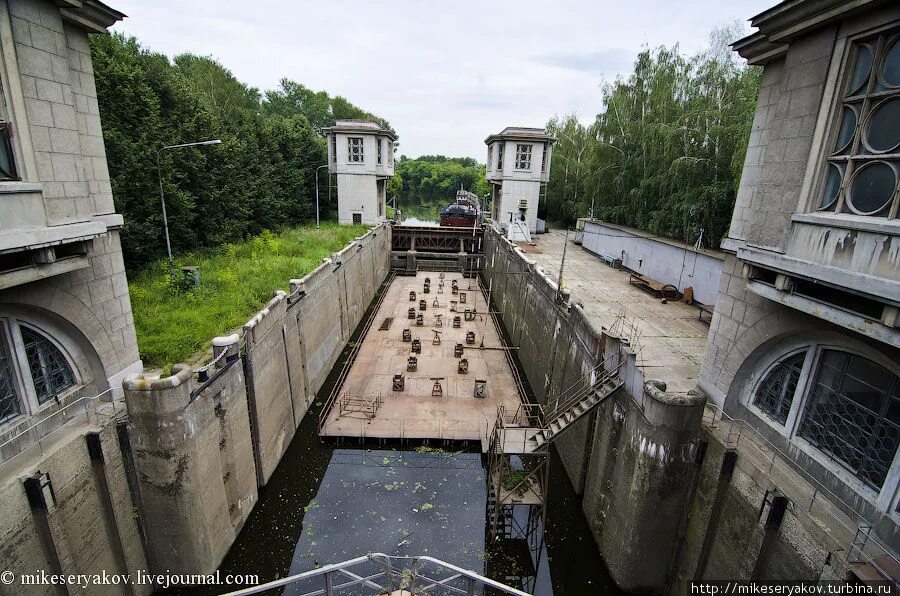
left=172, top=271, right=622, bottom=595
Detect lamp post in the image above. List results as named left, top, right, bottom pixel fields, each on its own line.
left=315, top=164, right=329, bottom=229
left=156, top=139, right=221, bottom=280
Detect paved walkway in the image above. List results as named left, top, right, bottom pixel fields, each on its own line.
left=525, top=230, right=711, bottom=393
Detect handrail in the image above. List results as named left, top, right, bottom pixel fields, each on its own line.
left=544, top=353, right=621, bottom=423
left=0, top=388, right=116, bottom=465
left=221, top=552, right=531, bottom=596
left=704, top=404, right=900, bottom=584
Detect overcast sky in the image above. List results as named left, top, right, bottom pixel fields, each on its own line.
left=110, top=0, right=772, bottom=160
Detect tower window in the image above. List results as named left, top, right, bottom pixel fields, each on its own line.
left=815, top=29, right=900, bottom=218
left=515, top=144, right=532, bottom=170
left=377, top=139, right=383, bottom=165
left=497, top=144, right=503, bottom=171
left=348, top=137, right=364, bottom=163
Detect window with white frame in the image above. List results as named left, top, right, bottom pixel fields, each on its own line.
left=515, top=144, right=532, bottom=170
left=816, top=28, right=900, bottom=218
left=0, top=319, right=77, bottom=424
left=348, top=137, right=364, bottom=163
left=331, top=135, right=337, bottom=165
left=377, top=139, right=383, bottom=165
left=541, top=144, right=549, bottom=173
left=497, top=144, right=503, bottom=171
left=749, top=343, right=899, bottom=494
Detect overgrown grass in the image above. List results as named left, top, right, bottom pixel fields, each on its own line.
left=129, top=224, right=367, bottom=368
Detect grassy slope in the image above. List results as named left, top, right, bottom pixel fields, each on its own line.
left=129, top=224, right=367, bottom=367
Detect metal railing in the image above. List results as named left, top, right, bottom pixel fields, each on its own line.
left=222, top=552, right=530, bottom=596
left=0, top=388, right=117, bottom=465
left=703, top=403, right=900, bottom=584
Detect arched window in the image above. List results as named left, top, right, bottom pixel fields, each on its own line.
left=753, top=350, right=807, bottom=425
left=749, top=343, right=900, bottom=494
left=0, top=334, right=21, bottom=423
left=798, top=350, right=899, bottom=491
left=21, top=327, right=75, bottom=404
left=0, top=317, right=81, bottom=425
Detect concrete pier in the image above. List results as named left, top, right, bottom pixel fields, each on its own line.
left=319, top=272, right=523, bottom=445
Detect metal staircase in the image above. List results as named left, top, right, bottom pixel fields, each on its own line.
left=485, top=353, right=624, bottom=541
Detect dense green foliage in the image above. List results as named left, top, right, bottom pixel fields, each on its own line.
left=545, top=26, right=760, bottom=247
left=389, top=155, right=489, bottom=221
left=91, top=33, right=387, bottom=270
left=130, top=224, right=366, bottom=367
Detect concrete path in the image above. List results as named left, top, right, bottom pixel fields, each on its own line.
left=526, top=230, right=711, bottom=393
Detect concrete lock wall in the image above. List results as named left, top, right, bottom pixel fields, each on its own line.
left=123, top=360, right=257, bottom=575
left=0, top=416, right=150, bottom=595
left=580, top=219, right=724, bottom=306
left=121, top=224, right=391, bottom=574
left=483, top=228, right=706, bottom=592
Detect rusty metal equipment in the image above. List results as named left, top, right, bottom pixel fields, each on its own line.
left=452, top=285, right=458, bottom=295
left=402, top=328, right=411, bottom=342
left=432, top=297, right=439, bottom=307
left=466, top=331, right=475, bottom=345
left=409, top=291, right=416, bottom=301
left=439, top=273, right=445, bottom=280
left=419, top=299, right=427, bottom=311
left=454, top=343, right=464, bottom=357
left=474, top=379, right=487, bottom=398
left=464, top=309, right=476, bottom=321
left=458, top=358, right=469, bottom=374
left=408, top=307, right=416, bottom=320
left=423, top=284, right=430, bottom=294
left=452, top=279, right=458, bottom=291
left=453, top=316, right=461, bottom=328
left=459, top=292, right=466, bottom=304
left=407, top=356, right=417, bottom=371
left=416, top=313, right=424, bottom=326
left=434, top=314, right=443, bottom=327
left=411, top=339, right=421, bottom=353
left=450, top=301, right=457, bottom=312
left=431, top=378, right=444, bottom=397
left=432, top=330, right=442, bottom=345
left=392, top=374, right=405, bottom=391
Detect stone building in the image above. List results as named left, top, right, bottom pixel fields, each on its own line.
left=485, top=126, right=554, bottom=238
left=0, top=0, right=140, bottom=437
left=323, top=119, right=397, bottom=225
left=700, top=0, right=900, bottom=548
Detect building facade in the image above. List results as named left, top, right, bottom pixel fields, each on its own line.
left=323, top=119, right=397, bottom=226
left=700, top=0, right=900, bottom=547
left=0, top=0, right=140, bottom=440
left=485, top=127, right=554, bottom=238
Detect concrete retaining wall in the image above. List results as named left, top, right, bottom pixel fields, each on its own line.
left=121, top=224, right=391, bottom=574
left=580, top=219, right=724, bottom=306
left=483, top=228, right=706, bottom=592
left=0, top=413, right=150, bottom=595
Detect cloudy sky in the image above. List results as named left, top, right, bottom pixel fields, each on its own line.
left=110, top=0, right=771, bottom=160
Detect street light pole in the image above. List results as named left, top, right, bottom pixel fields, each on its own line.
left=315, top=164, right=329, bottom=229
left=156, top=139, right=221, bottom=280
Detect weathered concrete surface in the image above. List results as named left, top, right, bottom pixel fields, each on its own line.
left=124, top=363, right=257, bottom=575
left=670, top=408, right=852, bottom=593
left=0, top=406, right=149, bottom=595
left=319, top=272, right=522, bottom=443
left=245, top=225, right=390, bottom=483
left=483, top=229, right=604, bottom=491
left=527, top=230, right=710, bottom=394
left=581, top=378, right=705, bottom=593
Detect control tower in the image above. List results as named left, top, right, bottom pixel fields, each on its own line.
left=485, top=127, right=555, bottom=241
left=323, top=120, right=398, bottom=225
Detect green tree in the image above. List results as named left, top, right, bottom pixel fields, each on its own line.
left=544, top=23, right=760, bottom=247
